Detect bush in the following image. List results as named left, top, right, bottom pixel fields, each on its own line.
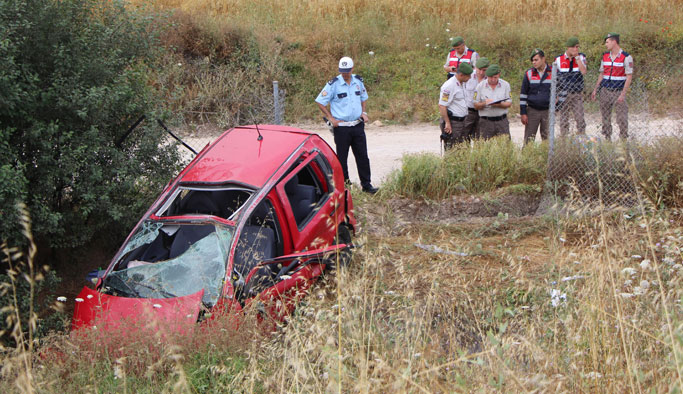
left=385, top=137, right=548, bottom=199
left=0, top=0, right=182, bottom=248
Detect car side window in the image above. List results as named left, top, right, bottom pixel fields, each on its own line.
left=283, top=155, right=331, bottom=230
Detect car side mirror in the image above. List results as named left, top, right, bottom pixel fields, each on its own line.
left=85, top=269, right=106, bottom=284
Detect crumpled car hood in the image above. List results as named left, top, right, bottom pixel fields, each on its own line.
left=71, top=286, right=204, bottom=333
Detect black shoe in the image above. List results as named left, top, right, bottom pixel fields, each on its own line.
left=362, top=185, right=379, bottom=194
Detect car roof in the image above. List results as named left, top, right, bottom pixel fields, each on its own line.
left=180, top=125, right=316, bottom=188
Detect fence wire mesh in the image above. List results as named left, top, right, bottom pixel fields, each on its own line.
left=169, top=82, right=286, bottom=162
left=546, top=61, right=683, bottom=206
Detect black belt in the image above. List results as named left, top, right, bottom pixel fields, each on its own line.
left=480, top=114, right=507, bottom=121
left=468, top=107, right=477, bottom=113
left=448, top=115, right=466, bottom=121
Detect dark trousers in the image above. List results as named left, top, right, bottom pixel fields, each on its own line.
left=523, top=107, right=549, bottom=145
left=439, top=118, right=467, bottom=150
left=333, top=123, right=372, bottom=188
left=463, top=110, right=480, bottom=140
left=599, top=88, right=628, bottom=139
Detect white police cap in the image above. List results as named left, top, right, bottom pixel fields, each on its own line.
left=338, top=57, right=354, bottom=72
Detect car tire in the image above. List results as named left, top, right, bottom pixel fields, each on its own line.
left=328, top=223, right=353, bottom=270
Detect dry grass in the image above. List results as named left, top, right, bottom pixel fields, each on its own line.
left=1, top=185, right=681, bottom=391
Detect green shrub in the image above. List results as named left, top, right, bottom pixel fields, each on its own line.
left=0, top=0, right=182, bottom=248
left=385, top=137, right=548, bottom=199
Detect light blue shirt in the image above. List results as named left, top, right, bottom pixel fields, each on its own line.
left=315, top=75, right=368, bottom=122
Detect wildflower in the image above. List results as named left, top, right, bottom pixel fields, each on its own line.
left=639, top=223, right=647, bottom=228
left=413, top=353, right=421, bottom=358
left=86, top=294, right=94, bottom=299
left=662, top=257, right=674, bottom=265
left=624, top=279, right=632, bottom=286
left=280, top=275, right=292, bottom=280
left=426, top=44, right=430, bottom=47
left=550, top=289, right=566, bottom=307
left=673, top=264, right=682, bottom=271
left=561, top=275, right=585, bottom=282
left=177, top=63, right=182, bottom=67
left=639, top=279, right=649, bottom=290
left=639, top=259, right=651, bottom=271
left=75, top=298, right=84, bottom=302
left=559, top=237, right=566, bottom=243
left=631, top=254, right=642, bottom=259
left=585, top=371, right=603, bottom=379
left=591, top=244, right=600, bottom=249
left=621, top=267, right=637, bottom=276
left=57, top=296, right=67, bottom=302
left=623, top=213, right=632, bottom=219
left=152, top=304, right=162, bottom=309
left=446, top=28, right=450, bottom=32
left=368, top=51, right=375, bottom=56
left=620, top=293, right=634, bottom=298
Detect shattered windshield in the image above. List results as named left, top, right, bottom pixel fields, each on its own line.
left=103, top=222, right=233, bottom=306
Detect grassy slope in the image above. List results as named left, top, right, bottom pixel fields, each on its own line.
left=138, top=0, right=682, bottom=124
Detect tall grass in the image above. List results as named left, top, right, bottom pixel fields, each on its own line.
left=134, top=0, right=682, bottom=123
left=385, top=137, right=548, bottom=199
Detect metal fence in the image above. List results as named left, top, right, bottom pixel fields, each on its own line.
left=172, top=81, right=286, bottom=160
left=545, top=63, right=683, bottom=206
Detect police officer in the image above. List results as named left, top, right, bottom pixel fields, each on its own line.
left=520, top=48, right=552, bottom=144
left=443, top=36, right=479, bottom=80
left=554, top=37, right=587, bottom=135
left=464, top=57, right=490, bottom=140
left=591, top=33, right=633, bottom=139
left=316, top=57, right=378, bottom=194
left=438, top=63, right=474, bottom=149
left=474, top=65, right=512, bottom=139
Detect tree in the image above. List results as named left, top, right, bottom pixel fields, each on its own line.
left=0, top=0, right=181, bottom=248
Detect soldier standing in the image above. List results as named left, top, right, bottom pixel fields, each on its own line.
left=554, top=37, right=587, bottom=135
left=520, top=49, right=552, bottom=144
left=443, top=37, right=479, bottom=80
left=463, top=57, right=490, bottom=140
left=474, top=65, right=512, bottom=139
left=315, top=56, right=378, bottom=194
left=438, top=63, right=474, bottom=149
left=591, top=33, right=634, bottom=139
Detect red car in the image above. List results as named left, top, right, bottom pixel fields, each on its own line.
left=72, top=125, right=355, bottom=332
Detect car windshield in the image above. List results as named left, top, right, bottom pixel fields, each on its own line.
left=103, top=221, right=233, bottom=306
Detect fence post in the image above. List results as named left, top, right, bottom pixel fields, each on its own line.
left=548, top=65, right=557, bottom=155
left=273, top=81, right=282, bottom=125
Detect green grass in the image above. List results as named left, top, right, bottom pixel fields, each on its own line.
left=384, top=137, right=548, bottom=199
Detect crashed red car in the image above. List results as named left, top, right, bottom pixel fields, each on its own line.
left=72, top=125, right=355, bottom=332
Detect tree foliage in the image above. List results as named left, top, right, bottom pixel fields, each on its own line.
left=0, top=0, right=181, bottom=248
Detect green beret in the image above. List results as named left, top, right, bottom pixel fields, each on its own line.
left=457, top=62, right=473, bottom=75
left=475, top=57, right=490, bottom=69
left=530, top=48, right=545, bottom=61
left=566, top=37, right=579, bottom=47
left=605, top=32, right=619, bottom=41
left=485, top=64, right=500, bottom=77
left=451, top=36, right=465, bottom=47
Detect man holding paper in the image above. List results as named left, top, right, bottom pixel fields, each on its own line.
left=473, top=64, right=512, bottom=139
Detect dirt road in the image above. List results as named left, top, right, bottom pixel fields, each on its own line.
left=291, top=120, right=529, bottom=186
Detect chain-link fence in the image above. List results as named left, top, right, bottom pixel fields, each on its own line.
left=169, top=81, right=286, bottom=161
left=545, top=62, right=683, bottom=206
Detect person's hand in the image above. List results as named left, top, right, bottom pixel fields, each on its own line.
left=591, top=90, right=597, bottom=101
left=361, top=112, right=369, bottom=122
left=617, top=93, right=626, bottom=103
left=485, top=98, right=494, bottom=106
left=443, top=121, right=452, bottom=134
left=331, top=118, right=340, bottom=127
left=521, top=114, right=528, bottom=125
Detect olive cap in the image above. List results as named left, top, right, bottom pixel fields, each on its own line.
left=566, top=37, right=579, bottom=47
left=451, top=36, right=465, bottom=47
left=475, top=57, right=490, bottom=69
left=485, top=64, right=501, bottom=76
left=457, top=62, right=473, bottom=75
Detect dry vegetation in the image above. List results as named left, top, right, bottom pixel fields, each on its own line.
left=135, top=0, right=682, bottom=124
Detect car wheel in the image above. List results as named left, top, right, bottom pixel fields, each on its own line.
left=329, top=224, right=353, bottom=270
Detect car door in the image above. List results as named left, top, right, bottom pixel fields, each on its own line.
left=275, top=150, right=339, bottom=252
